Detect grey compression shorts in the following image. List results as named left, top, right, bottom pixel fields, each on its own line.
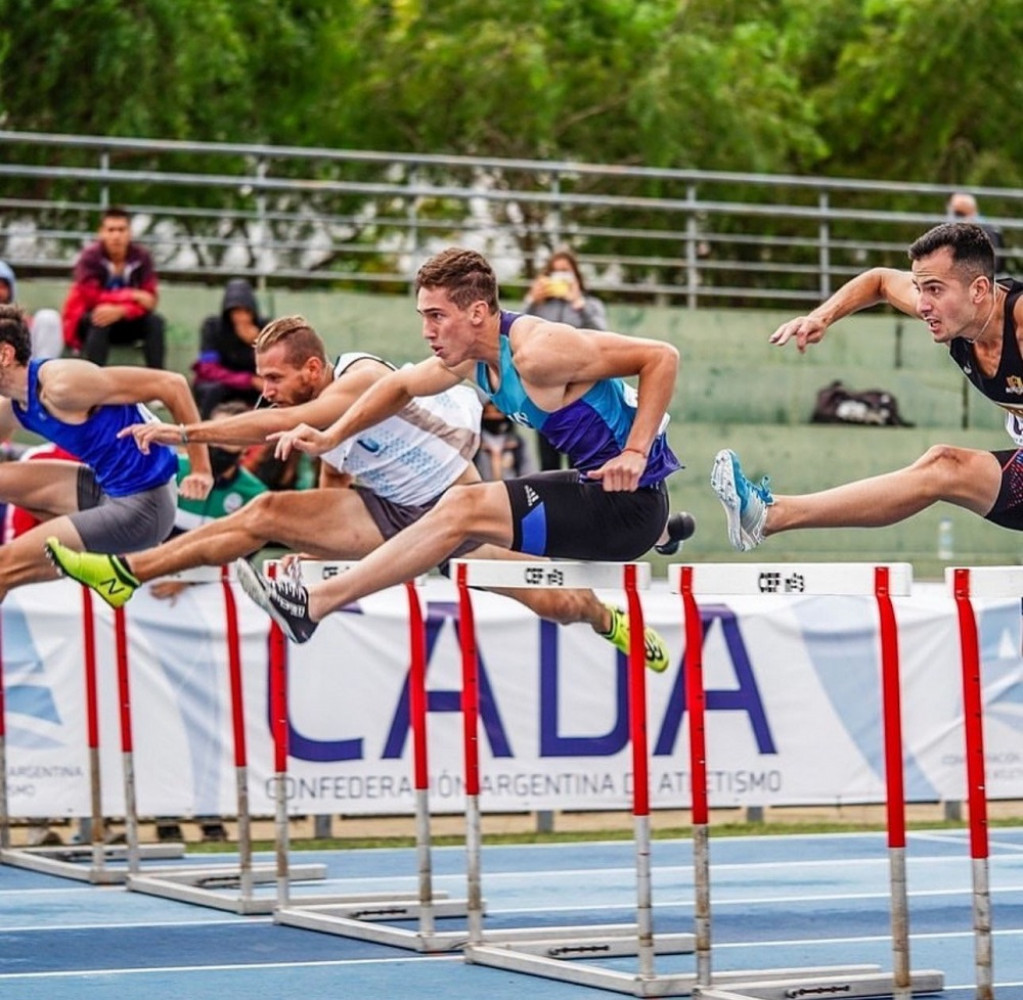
left=72, top=467, right=178, bottom=553
left=353, top=483, right=480, bottom=560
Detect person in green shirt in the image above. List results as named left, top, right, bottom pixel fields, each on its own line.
left=173, top=401, right=268, bottom=533
left=149, top=400, right=267, bottom=603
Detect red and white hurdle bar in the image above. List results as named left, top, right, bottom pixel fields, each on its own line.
left=123, top=565, right=327, bottom=913
left=0, top=586, right=184, bottom=884
left=454, top=558, right=701, bottom=994
left=670, top=563, right=942, bottom=1000
left=944, top=565, right=1021, bottom=1000
left=453, top=559, right=882, bottom=998
left=268, top=560, right=476, bottom=951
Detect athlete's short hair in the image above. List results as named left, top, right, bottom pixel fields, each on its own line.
left=909, top=222, right=995, bottom=282
left=254, top=315, right=327, bottom=367
left=415, top=248, right=499, bottom=313
left=0, top=304, right=32, bottom=365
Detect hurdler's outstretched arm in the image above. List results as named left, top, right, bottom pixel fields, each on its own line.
left=272, top=358, right=466, bottom=459
left=769, top=268, right=919, bottom=352
left=121, top=362, right=385, bottom=452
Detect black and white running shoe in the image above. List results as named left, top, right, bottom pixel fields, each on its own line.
left=236, top=560, right=319, bottom=644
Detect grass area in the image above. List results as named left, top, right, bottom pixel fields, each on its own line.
left=184, top=816, right=1020, bottom=854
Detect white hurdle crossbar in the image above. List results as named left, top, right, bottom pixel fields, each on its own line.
left=270, top=560, right=476, bottom=951
left=126, top=565, right=327, bottom=913
left=0, top=586, right=184, bottom=883
left=943, top=565, right=1020, bottom=1000
left=670, top=563, right=943, bottom=1000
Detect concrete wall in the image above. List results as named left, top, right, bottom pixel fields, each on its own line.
left=16, top=278, right=1012, bottom=576
left=19, top=277, right=998, bottom=431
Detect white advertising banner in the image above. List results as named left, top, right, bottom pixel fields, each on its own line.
left=3, top=576, right=1022, bottom=820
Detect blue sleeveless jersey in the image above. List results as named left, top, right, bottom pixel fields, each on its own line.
left=13, top=360, right=178, bottom=497
left=475, top=311, right=681, bottom=487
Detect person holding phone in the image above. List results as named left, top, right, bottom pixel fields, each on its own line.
left=524, top=249, right=608, bottom=470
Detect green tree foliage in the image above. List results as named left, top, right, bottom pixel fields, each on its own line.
left=813, top=0, right=1023, bottom=188
left=0, top=0, right=817, bottom=172
left=311, top=0, right=820, bottom=174
left=0, top=0, right=337, bottom=143
left=3, top=0, right=1017, bottom=185
left=1, top=0, right=1020, bottom=283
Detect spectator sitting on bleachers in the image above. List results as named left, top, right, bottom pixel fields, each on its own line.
left=0, top=259, right=63, bottom=359
left=192, top=279, right=269, bottom=418
left=948, top=191, right=1010, bottom=278
left=165, top=400, right=268, bottom=541
left=61, top=205, right=166, bottom=369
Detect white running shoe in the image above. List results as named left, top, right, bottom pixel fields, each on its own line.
left=711, top=449, right=774, bottom=551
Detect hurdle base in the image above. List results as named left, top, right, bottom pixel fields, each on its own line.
left=127, top=862, right=328, bottom=915
left=0, top=843, right=186, bottom=884
left=466, top=950, right=894, bottom=999
left=471, top=926, right=695, bottom=960
left=693, top=968, right=945, bottom=1000
left=274, top=892, right=479, bottom=953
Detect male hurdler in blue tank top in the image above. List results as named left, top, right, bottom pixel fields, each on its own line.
left=474, top=309, right=681, bottom=557
left=231, top=247, right=684, bottom=642
left=0, top=304, right=210, bottom=602
left=14, top=359, right=177, bottom=496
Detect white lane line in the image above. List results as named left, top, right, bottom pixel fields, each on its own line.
left=944, top=982, right=1023, bottom=993
left=711, top=926, right=1023, bottom=949
left=300, top=854, right=989, bottom=887
left=0, top=917, right=271, bottom=933
left=490, top=882, right=1023, bottom=913
left=0, top=954, right=459, bottom=981
left=895, top=829, right=1023, bottom=853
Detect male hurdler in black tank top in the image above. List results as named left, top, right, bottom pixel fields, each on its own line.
left=949, top=280, right=1023, bottom=529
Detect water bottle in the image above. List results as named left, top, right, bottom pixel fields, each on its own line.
left=937, top=518, right=954, bottom=561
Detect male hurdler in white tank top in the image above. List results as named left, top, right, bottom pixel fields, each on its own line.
left=321, top=352, right=482, bottom=508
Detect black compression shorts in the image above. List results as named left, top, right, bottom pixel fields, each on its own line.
left=985, top=448, right=1023, bottom=531
left=503, top=470, right=669, bottom=561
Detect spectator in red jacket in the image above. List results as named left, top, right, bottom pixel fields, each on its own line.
left=62, top=206, right=165, bottom=369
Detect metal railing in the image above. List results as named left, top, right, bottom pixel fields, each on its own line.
left=2, top=129, right=1021, bottom=307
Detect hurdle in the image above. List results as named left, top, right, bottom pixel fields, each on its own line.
left=668, top=563, right=943, bottom=1000
left=271, top=560, right=477, bottom=950
left=455, top=558, right=841, bottom=997
left=456, top=560, right=894, bottom=996
left=944, top=565, right=1019, bottom=1000
left=0, top=586, right=184, bottom=883
left=126, top=565, right=327, bottom=913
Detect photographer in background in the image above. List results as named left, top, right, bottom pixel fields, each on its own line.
left=947, top=191, right=1010, bottom=278
left=524, top=249, right=607, bottom=470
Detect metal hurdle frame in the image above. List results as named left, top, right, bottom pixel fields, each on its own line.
left=669, top=563, right=943, bottom=1000
left=271, top=560, right=476, bottom=950
left=944, top=565, right=1019, bottom=1000
left=0, top=587, right=183, bottom=883
left=126, top=565, right=327, bottom=913
left=458, top=558, right=847, bottom=998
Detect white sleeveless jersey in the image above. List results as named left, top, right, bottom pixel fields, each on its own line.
left=320, top=353, right=482, bottom=506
